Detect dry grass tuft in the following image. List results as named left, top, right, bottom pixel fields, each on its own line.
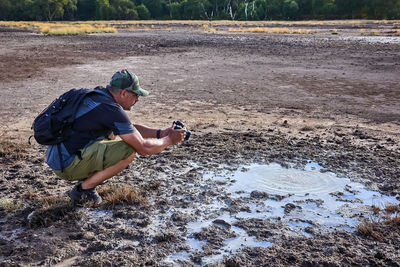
left=331, top=29, right=339, bottom=35
left=202, top=24, right=217, bottom=33
left=0, top=134, right=29, bottom=160
left=371, top=29, right=380, bottom=36
left=99, top=185, right=146, bottom=208
left=38, top=195, right=68, bottom=208
left=28, top=200, right=77, bottom=228
left=0, top=21, right=117, bottom=35
left=23, top=188, right=38, bottom=200
left=42, top=24, right=117, bottom=35
left=371, top=205, right=381, bottom=215
left=97, top=185, right=115, bottom=196
left=3, top=20, right=398, bottom=36
left=357, top=204, right=400, bottom=241
left=356, top=220, right=383, bottom=241
left=0, top=198, right=23, bottom=212
left=385, top=204, right=400, bottom=213
left=228, top=27, right=313, bottom=34
left=127, top=25, right=136, bottom=31
left=300, top=126, right=314, bottom=132
left=396, top=29, right=400, bottom=36
left=385, top=216, right=400, bottom=228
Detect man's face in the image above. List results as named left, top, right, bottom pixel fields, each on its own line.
left=120, top=90, right=139, bottom=111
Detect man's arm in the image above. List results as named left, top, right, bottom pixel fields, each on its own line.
left=120, top=128, right=185, bottom=156
left=133, top=124, right=172, bottom=139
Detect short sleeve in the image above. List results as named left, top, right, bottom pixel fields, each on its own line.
left=97, top=104, right=136, bottom=135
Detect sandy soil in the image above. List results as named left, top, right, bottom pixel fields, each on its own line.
left=0, top=22, right=400, bottom=266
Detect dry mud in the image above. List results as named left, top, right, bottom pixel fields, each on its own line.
left=0, top=22, right=400, bottom=266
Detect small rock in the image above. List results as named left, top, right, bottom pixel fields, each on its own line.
left=212, top=219, right=231, bottom=229
left=283, top=203, right=296, bottom=214
left=250, top=190, right=268, bottom=199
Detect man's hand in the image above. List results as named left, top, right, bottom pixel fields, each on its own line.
left=121, top=123, right=185, bottom=156
left=167, top=125, right=186, bottom=145
left=160, top=122, right=186, bottom=140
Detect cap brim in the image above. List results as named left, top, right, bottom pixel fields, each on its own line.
left=132, top=87, right=149, bottom=97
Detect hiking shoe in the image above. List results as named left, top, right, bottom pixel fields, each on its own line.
left=68, top=181, right=102, bottom=205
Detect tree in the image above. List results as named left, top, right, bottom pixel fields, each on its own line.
left=385, top=0, right=400, bottom=19
left=1, top=0, right=398, bottom=21
left=111, top=0, right=138, bottom=19
left=63, top=0, right=78, bottom=19
left=0, top=0, right=12, bottom=19
left=166, top=1, right=181, bottom=18
left=335, top=0, right=364, bottom=18
left=363, top=0, right=400, bottom=19
left=282, top=0, right=299, bottom=19
left=137, top=3, right=151, bottom=18
left=181, top=0, right=210, bottom=19
left=9, top=0, right=38, bottom=20
left=311, top=0, right=336, bottom=17
left=95, top=0, right=113, bottom=19
left=265, top=0, right=282, bottom=19
left=297, top=0, right=312, bottom=18
left=142, top=0, right=165, bottom=18
left=76, top=0, right=97, bottom=19
left=237, top=0, right=267, bottom=20
left=206, top=0, right=228, bottom=19
left=29, top=0, right=77, bottom=20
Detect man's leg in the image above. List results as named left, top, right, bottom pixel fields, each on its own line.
left=64, top=139, right=136, bottom=204
left=81, top=152, right=136, bottom=189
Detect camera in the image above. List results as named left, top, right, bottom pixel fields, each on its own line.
left=173, top=120, right=191, bottom=141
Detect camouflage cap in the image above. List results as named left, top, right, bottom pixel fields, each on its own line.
left=110, top=69, right=149, bottom=96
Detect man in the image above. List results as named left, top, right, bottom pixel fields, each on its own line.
left=46, top=69, right=186, bottom=204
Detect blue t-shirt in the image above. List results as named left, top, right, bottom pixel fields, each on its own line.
left=46, top=87, right=136, bottom=170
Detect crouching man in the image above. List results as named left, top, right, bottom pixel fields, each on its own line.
left=46, top=69, right=186, bottom=204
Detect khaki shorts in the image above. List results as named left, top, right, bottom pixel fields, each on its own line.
left=54, top=139, right=135, bottom=181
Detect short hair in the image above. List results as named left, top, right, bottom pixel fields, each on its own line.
left=107, top=85, right=123, bottom=94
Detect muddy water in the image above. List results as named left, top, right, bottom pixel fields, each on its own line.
left=162, top=162, right=399, bottom=264
left=212, top=163, right=398, bottom=227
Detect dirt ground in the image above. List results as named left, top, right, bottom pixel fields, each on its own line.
left=0, top=21, right=400, bottom=266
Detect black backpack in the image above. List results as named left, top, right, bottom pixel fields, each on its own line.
left=31, top=88, right=98, bottom=171
left=31, top=88, right=96, bottom=145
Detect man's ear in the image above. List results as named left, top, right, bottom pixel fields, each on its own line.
left=121, top=89, right=128, bottom=98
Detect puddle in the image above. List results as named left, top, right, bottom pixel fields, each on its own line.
left=219, top=163, right=398, bottom=229
left=227, top=162, right=346, bottom=195
left=165, top=216, right=272, bottom=265
left=164, top=162, right=399, bottom=265
left=85, top=209, right=113, bottom=222
left=0, top=227, right=25, bottom=242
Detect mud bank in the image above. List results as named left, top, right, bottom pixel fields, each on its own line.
left=1, top=131, right=400, bottom=266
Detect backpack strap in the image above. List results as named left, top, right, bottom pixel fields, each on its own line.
left=57, top=143, right=64, bottom=172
